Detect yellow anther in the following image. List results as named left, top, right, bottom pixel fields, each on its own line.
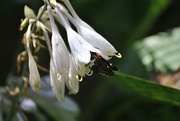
left=115, top=53, right=122, bottom=58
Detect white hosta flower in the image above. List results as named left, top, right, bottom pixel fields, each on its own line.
left=48, top=5, right=70, bottom=74
left=48, top=5, right=70, bottom=100
left=51, top=28, right=70, bottom=76
left=41, top=23, right=66, bottom=100
left=58, top=4, right=121, bottom=59
left=27, top=48, right=41, bottom=91
left=55, top=6, right=109, bottom=76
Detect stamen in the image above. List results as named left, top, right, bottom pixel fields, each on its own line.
left=76, top=75, right=83, bottom=82
left=115, top=53, right=122, bottom=58
left=86, top=70, right=93, bottom=76
left=6, top=86, right=20, bottom=96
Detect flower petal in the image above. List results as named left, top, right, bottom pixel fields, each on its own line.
left=66, top=28, right=91, bottom=64
left=57, top=5, right=112, bottom=60
left=48, top=5, right=70, bottom=75
left=66, top=58, right=79, bottom=94
left=60, top=0, right=117, bottom=57
left=50, top=60, right=65, bottom=101
left=51, top=33, right=70, bottom=75
left=27, top=50, right=41, bottom=91
left=77, top=26, right=117, bottom=56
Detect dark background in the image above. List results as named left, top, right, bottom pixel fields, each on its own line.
left=1, top=0, right=180, bottom=121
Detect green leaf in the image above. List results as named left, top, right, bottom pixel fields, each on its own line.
left=24, top=5, right=36, bottom=18
left=110, top=72, right=180, bottom=106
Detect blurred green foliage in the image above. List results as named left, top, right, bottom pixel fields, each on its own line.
left=135, top=27, right=180, bottom=73
left=1, top=0, right=180, bottom=121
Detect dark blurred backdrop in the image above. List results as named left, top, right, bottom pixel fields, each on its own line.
left=1, top=0, right=180, bottom=120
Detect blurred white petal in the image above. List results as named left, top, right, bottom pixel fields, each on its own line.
left=20, top=98, right=37, bottom=112
left=48, top=5, right=70, bottom=101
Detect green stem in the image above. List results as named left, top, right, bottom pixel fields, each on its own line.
left=32, top=4, right=47, bottom=32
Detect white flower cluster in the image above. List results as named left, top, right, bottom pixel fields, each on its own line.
left=20, top=0, right=121, bottom=101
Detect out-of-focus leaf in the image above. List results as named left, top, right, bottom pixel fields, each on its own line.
left=29, top=76, right=79, bottom=121
left=135, top=27, right=180, bottom=73
left=110, top=72, right=180, bottom=106
left=29, top=92, right=79, bottom=121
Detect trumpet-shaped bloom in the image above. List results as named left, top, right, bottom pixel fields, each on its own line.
left=58, top=4, right=121, bottom=60
left=55, top=6, right=109, bottom=76
left=48, top=5, right=70, bottom=100
left=48, top=5, right=70, bottom=75
left=27, top=48, right=41, bottom=91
